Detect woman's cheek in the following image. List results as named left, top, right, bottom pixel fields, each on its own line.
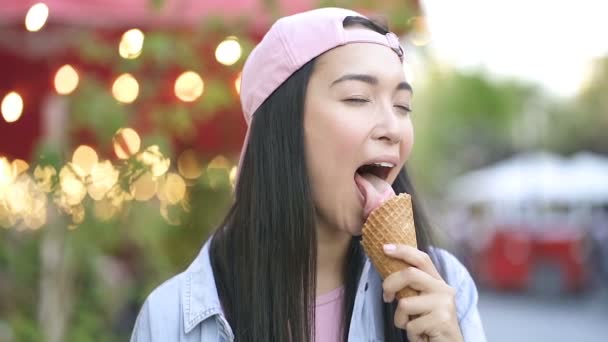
left=402, top=121, right=415, bottom=160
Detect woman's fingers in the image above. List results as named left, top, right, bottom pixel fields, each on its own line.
left=396, top=294, right=436, bottom=316
left=383, top=266, right=444, bottom=302
left=383, top=244, right=442, bottom=279
left=406, top=309, right=456, bottom=340
left=393, top=294, right=434, bottom=329
left=393, top=304, right=410, bottom=329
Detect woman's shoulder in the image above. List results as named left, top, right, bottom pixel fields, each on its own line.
left=130, top=239, right=227, bottom=341
left=130, top=272, right=188, bottom=341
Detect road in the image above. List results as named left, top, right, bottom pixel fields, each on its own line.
left=478, top=287, right=608, bottom=341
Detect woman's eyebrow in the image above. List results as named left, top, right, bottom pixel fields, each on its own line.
left=331, top=74, right=377, bottom=87
left=330, top=74, right=412, bottom=92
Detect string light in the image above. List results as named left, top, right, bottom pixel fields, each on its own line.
left=54, top=64, right=79, bottom=95
left=88, top=161, right=118, bottom=200
left=72, top=145, right=98, bottom=175
left=113, top=128, right=141, bottom=159
left=130, top=172, right=157, bottom=201
left=177, top=149, right=203, bottom=179
left=160, top=173, right=186, bottom=205
left=174, top=71, right=204, bottom=102
left=25, top=3, right=49, bottom=32
left=1, top=92, right=24, bottom=123
left=12, top=160, right=29, bottom=177
left=215, top=37, right=242, bottom=66
left=112, top=73, right=139, bottom=103
left=119, top=29, right=145, bottom=59
left=138, top=145, right=170, bottom=177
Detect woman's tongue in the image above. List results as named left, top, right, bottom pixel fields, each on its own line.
left=354, top=172, right=396, bottom=220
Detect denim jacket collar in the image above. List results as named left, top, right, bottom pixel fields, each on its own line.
left=181, top=238, right=375, bottom=340
left=181, top=240, right=235, bottom=338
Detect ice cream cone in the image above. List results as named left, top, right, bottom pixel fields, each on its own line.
left=361, top=193, right=419, bottom=299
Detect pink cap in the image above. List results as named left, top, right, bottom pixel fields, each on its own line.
left=235, top=7, right=404, bottom=185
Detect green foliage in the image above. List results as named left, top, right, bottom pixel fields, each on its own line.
left=409, top=66, right=539, bottom=193
left=70, top=79, right=130, bottom=143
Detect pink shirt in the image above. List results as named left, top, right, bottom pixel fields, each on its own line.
left=315, top=286, right=345, bottom=342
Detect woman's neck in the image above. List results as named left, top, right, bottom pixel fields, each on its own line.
left=315, top=221, right=352, bottom=297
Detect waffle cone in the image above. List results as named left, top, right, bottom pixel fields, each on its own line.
left=361, top=193, right=418, bottom=299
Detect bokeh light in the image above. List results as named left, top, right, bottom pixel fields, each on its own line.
left=94, top=199, right=117, bottom=221
left=174, top=71, right=204, bottom=102
left=177, top=149, right=203, bottom=179
left=88, top=161, right=119, bottom=200
left=34, top=165, right=56, bottom=193
left=106, top=186, right=133, bottom=208
left=25, top=3, right=49, bottom=32
left=112, top=73, right=139, bottom=103
left=59, top=164, right=87, bottom=206
left=138, top=145, right=170, bottom=177
left=72, top=145, right=98, bottom=175
left=229, top=166, right=237, bottom=188
left=215, top=37, right=242, bottom=66
left=206, top=155, right=231, bottom=189
left=409, top=16, right=430, bottom=46
left=130, top=172, right=157, bottom=201
left=158, top=173, right=186, bottom=205
left=54, top=64, right=79, bottom=95
left=208, top=155, right=231, bottom=170
left=235, top=72, right=242, bottom=95
left=0, top=157, right=14, bottom=195
left=2, top=92, right=24, bottom=123
left=113, top=128, right=141, bottom=159
left=12, top=159, right=29, bottom=176
left=119, top=29, right=145, bottom=59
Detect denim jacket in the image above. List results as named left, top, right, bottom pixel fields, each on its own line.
left=130, top=238, right=486, bottom=341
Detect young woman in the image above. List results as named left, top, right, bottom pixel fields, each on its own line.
left=131, top=7, right=486, bottom=342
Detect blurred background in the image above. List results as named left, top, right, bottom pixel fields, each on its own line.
left=0, top=0, right=606, bottom=341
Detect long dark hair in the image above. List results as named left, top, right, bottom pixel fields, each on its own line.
left=210, top=16, right=444, bottom=342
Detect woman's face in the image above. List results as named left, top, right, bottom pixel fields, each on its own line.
left=304, top=40, right=413, bottom=236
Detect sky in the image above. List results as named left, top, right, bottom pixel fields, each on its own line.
left=420, top=0, right=608, bottom=97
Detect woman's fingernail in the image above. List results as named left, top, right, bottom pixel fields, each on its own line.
left=383, top=244, right=396, bottom=253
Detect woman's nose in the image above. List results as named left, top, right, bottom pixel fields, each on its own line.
left=373, top=102, right=402, bottom=144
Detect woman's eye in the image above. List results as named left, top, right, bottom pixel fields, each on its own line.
left=343, top=98, right=370, bottom=104
left=395, top=105, right=412, bottom=114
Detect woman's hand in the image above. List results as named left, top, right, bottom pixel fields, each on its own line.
left=382, top=244, right=463, bottom=342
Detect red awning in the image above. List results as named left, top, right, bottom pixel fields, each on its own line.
left=0, top=0, right=315, bottom=28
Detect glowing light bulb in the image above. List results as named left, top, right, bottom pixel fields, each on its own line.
left=119, top=29, right=145, bottom=59
left=215, top=37, right=242, bottom=66
left=113, top=128, right=141, bottom=159
left=112, top=73, right=139, bottom=103
left=174, top=71, right=204, bottom=102
left=1, top=92, right=24, bottom=123
left=25, top=3, right=49, bottom=32
left=54, top=64, right=79, bottom=95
